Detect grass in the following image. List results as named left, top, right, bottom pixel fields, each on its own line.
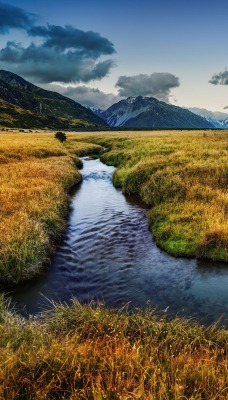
left=0, top=130, right=102, bottom=285
left=0, top=129, right=227, bottom=398
left=0, top=295, right=227, bottom=399
left=73, top=130, right=228, bottom=262
left=0, top=129, right=227, bottom=284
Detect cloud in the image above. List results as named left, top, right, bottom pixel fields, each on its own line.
left=0, top=5, right=116, bottom=84
left=209, top=70, right=228, bottom=85
left=115, top=73, right=180, bottom=102
left=224, top=106, right=228, bottom=109
left=0, top=26, right=115, bottom=83
left=0, top=40, right=115, bottom=83
left=0, top=3, right=36, bottom=33
left=29, top=25, right=115, bottom=56
left=50, top=84, right=121, bottom=109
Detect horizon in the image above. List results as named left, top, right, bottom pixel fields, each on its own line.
left=0, top=0, right=228, bottom=113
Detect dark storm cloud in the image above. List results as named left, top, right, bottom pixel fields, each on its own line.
left=29, top=25, right=115, bottom=56
left=115, top=73, right=180, bottom=102
left=0, top=3, right=36, bottom=33
left=224, top=106, right=228, bottom=109
left=60, top=85, right=121, bottom=109
left=0, top=22, right=116, bottom=83
left=0, top=4, right=116, bottom=84
left=209, top=70, right=228, bottom=85
left=0, top=40, right=115, bottom=83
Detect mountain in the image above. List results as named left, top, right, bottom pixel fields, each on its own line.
left=223, top=117, right=228, bottom=127
left=90, top=107, right=105, bottom=118
left=0, top=98, right=95, bottom=130
left=0, top=70, right=107, bottom=129
left=188, top=107, right=228, bottom=129
left=99, top=96, right=215, bottom=129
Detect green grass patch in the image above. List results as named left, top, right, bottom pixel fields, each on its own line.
left=73, top=130, right=228, bottom=262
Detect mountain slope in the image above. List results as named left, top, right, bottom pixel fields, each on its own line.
left=0, top=98, right=98, bottom=129
left=100, top=96, right=215, bottom=129
left=0, top=70, right=107, bottom=129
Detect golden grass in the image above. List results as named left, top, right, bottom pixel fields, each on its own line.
left=0, top=129, right=227, bottom=399
left=73, top=130, right=228, bottom=261
left=0, top=130, right=102, bottom=285
left=0, top=129, right=228, bottom=283
left=0, top=129, right=227, bottom=284
left=0, top=296, right=227, bottom=399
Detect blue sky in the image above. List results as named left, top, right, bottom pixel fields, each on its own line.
left=1, top=0, right=228, bottom=111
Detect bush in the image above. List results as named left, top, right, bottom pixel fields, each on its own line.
left=54, top=131, right=67, bottom=143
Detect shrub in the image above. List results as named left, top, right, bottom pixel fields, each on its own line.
left=55, top=131, right=67, bottom=143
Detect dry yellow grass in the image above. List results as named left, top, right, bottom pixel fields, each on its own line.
left=0, top=296, right=227, bottom=399
left=0, top=129, right=227, bottom=284
left=0, top=130, right=102, bottom=285
left=0, top=129, right=227, bottom=399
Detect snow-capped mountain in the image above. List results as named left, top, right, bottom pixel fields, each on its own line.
left=188, top=108, right=228, bottom=128
left=90, top=107, right=105, bottom=118
left=223, top=117, right=228, bottom=127
left=202, top=117, right=228, bottom=129
left=100, top=97, right=152, bottom=127
left=98, top=96, right=215, bottom=129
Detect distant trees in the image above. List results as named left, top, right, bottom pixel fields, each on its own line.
left=54, top=131, right=67, bottom=143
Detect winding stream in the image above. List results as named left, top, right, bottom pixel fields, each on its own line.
left=8, top=158, right=228, bottom=326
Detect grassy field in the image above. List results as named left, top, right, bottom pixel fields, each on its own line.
left=0, top=130, right=102, bottom=285
left=74, top=130, right=227, bottom=262
left=0, top=295, right=227, bottom=399
left=0, top=129, right=227, bottom=399
left=0, top=129, right=227, bottom=285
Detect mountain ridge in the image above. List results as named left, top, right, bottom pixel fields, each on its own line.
left=96, top=96, right=215, bottom=129
left=0, top=70, right=224, bottom=130
left=0, top=70, right=107, bottom=129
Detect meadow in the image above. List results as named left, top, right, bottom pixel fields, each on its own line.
left=77, top=130, right=228, bottom=262
left=0, top=129, right=227, bottom=399
left=0, top=129, right=227, bottom=285
left=0, top=130, right=102, bottom=285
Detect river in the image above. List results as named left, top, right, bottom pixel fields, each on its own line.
left=7, top=158, right=228, bottom=326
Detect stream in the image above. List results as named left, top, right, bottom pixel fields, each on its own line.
left=7, top=158, right=228, bottom=326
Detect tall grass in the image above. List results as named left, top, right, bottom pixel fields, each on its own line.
left=0, top=130, right=227, bottom=399
left=77, top=130, right=228, bottom=262
left=0, top=295, right=227, bottom=399
left=1, top=129, right=227, bottom=282
left=0, top=130, right=102, bottom=285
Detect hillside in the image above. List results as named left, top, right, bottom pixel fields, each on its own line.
left=0, top=70, right=107, bottom=129
left=0, top=98, right=98, bottom=129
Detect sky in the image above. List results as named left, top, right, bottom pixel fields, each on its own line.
left=0, top=0, right=228, bottom=112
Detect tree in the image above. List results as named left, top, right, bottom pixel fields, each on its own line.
left=55, top=131, right=67, bottom=143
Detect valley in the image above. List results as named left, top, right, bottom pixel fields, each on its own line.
left=0, top=128, right=227, bottom=399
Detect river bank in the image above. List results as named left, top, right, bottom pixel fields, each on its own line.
left=76, top=130, right=228, bottom=262
left=0, top=295, right=227, bottom=399
left=0, top=130, right=102, bottom=286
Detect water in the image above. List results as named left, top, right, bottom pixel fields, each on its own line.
left=7, top=158, right=228, bottom=326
